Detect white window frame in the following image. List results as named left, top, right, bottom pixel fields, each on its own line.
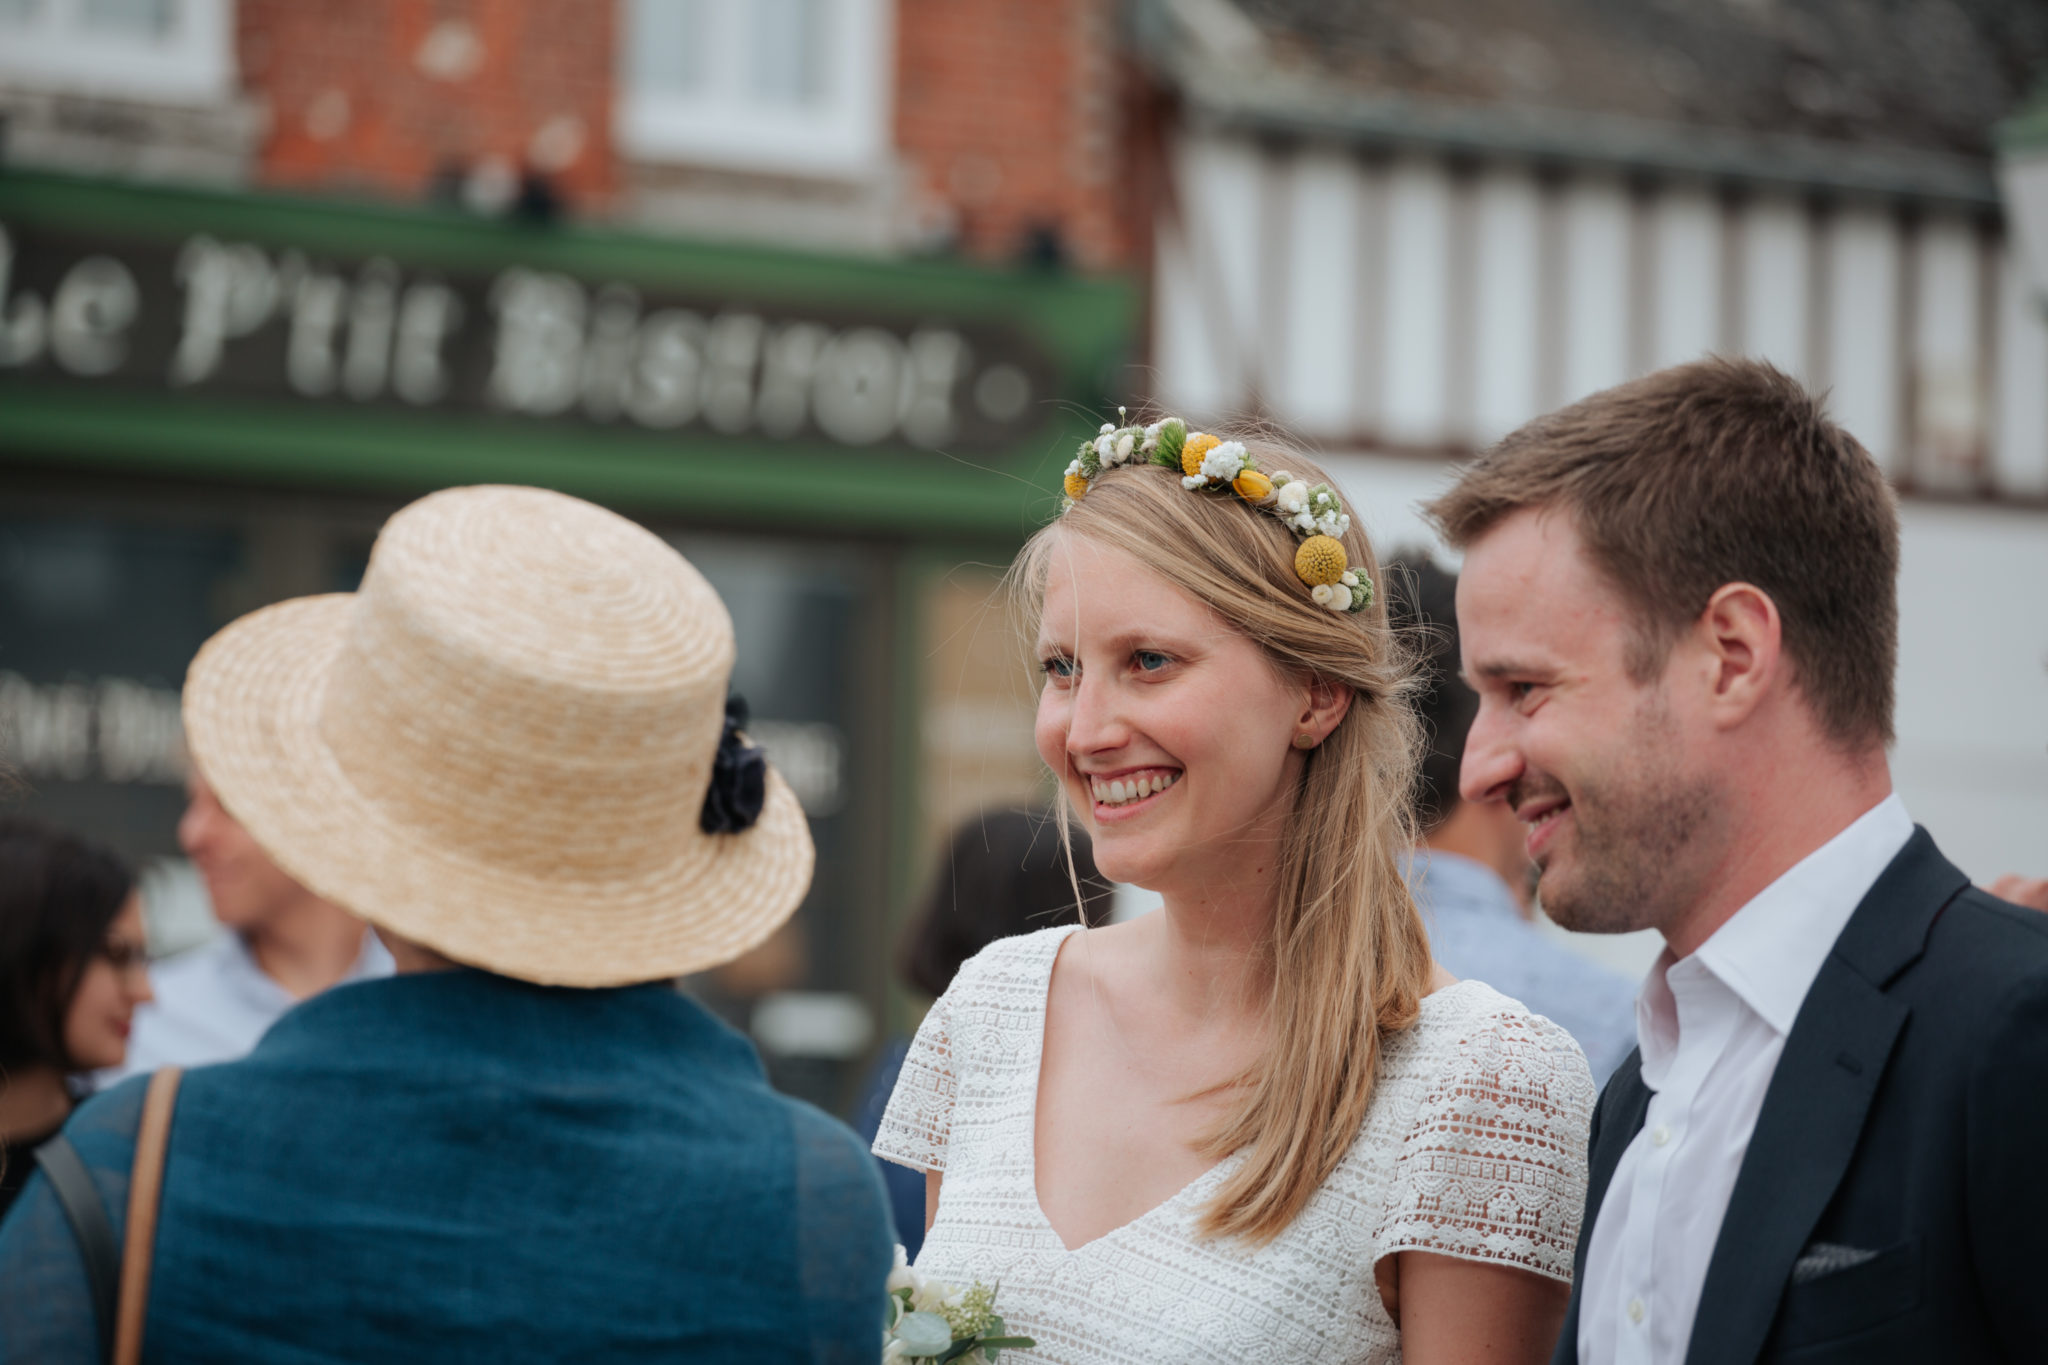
left=0, top=0, right=235, bottom=104
left=615, top=0, right=893, bottom=179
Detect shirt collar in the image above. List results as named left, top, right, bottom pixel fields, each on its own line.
left=1691, top=792, right=1915, bottom=1035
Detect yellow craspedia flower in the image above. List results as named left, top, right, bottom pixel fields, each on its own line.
left=1064, top=471, right=1090, bottom=499
left=1233, top=469, right=1273, bottom=502
left=1294, top=535, right=1348, bottom=587
left=1181, top=432, right=1220, bottom=479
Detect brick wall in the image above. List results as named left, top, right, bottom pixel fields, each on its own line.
left=893, top=0, right=1136, bottom=269
left=233, top=0, right=1137, bottom=269
left=239, top=0, right=614, bottom=208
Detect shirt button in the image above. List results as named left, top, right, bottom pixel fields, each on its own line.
left=1651, top=1124, right=1672, bottom=1147
left=1627, top=1297, right=1646, bottom=1325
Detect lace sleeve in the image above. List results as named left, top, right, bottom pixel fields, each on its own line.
left=872, top=989, right=956, bottom=1174
left=1373, top=999, right=1596, bottom=1283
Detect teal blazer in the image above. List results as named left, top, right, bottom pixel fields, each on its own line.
left=0, top=969, right=891, bottom=1362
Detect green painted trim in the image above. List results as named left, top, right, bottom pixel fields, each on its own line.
left=884, top=546, right=933, bottom=1037
left=0, top=386, right=1080, bottom=538
left=0, top=169, right=1133, bottom=536
left=879, top=543, right=1011, bottom=1037
left=1997, top=81, right=2048, bottom=154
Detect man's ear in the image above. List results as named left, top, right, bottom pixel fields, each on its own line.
left=1697, top=582, right=1782, bottom=728
left=1297, top=678, right=1355, bottom=744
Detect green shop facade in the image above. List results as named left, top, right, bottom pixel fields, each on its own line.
left=0, top=169, right=1134, bottom=1109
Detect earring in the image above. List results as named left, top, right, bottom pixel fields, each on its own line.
left=1293, top=732, right=1317, bottom=750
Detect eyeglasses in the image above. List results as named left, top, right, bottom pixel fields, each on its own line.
left=98, top=941, right=150, bottom=976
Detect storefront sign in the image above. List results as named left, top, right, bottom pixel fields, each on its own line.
left=0, top=670, right=186, bottom=786
left=0, top=221, right=1055, bottom=454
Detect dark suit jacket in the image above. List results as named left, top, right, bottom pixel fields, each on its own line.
left=1553, top=828, right=2048, bottom=1364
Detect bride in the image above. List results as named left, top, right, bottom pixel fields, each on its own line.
left=875, top=419, right=1596, bottom=1363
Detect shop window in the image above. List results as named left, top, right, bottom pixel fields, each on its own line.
left=616, top=0, right=892, bottom=178
left=668, top=530, right=885, bottom=1111
left=0, top=0, right=234, bottom=103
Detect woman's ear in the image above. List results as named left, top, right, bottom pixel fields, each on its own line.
left=1297, top=678, right=1354, bottom=745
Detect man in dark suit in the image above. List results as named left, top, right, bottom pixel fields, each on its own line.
left=1426, top=356, right=2048, bottom=1364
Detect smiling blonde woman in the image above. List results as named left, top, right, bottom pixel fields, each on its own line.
left=875, top=427, right=1597, bottom=1364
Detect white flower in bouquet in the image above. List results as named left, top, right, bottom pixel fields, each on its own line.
left=882, top=1245, right=1036, bottom=1363
left=887, top=1244, right=918, bottom=1296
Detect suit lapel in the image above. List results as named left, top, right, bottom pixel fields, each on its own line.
left=1682, top=829, right=1967, bottom=1365
left=1553, top=1055, right=1651, bottom=1365
left=1583, top=1058, right=1651, bottom=1252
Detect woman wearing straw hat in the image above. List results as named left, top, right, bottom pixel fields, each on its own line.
left=0, top=486, right=892, bottom=1363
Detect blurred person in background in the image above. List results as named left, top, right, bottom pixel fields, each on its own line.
left=851, top=808, right=1111, bottom=1255
left=110, top=769, right=391, bottom=1078
left=0, top=487, right=890, bottom=1361
left=1387, top=556, right=1639, bottom=1085
left=0, top=818, right=151, bottom=1220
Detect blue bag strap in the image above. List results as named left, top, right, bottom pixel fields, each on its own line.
left=34, top=1132, right=119, bottom=1362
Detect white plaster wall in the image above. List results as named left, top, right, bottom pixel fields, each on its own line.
left=1890, top=499, right=2048, bottom=885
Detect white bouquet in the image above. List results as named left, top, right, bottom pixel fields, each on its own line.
left=882, top=1244, right=1036, bottom=1363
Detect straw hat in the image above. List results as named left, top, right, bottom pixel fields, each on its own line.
left=182, top=486, right=814, bottom=987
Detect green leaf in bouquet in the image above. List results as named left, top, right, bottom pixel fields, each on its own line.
left=980, top=1335, right=1038, bottom=1357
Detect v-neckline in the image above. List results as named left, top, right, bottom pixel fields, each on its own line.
left=1024, top=925, right=1240, bottom=1255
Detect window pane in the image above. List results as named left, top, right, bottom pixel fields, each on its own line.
left=80, top=0, right=175, bottom=36
left=750, top=0, right=826, bottom=107
left=627, top=0, right=707, bottom=95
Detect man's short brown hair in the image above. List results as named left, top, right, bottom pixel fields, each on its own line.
left=1426, top=357, right=1900, bottom=749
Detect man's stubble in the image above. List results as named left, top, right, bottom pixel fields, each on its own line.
left=1532, top=692, right=1720, bottom=939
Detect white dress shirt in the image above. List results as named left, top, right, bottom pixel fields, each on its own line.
left=1578, top=794, right=1914, bottom=1365
left=107, top=928, right=394, bottom=1081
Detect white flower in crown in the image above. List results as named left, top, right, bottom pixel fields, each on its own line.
left=1066, top=458, right=1084, bottom=477
left=1323, top=583, right=1352, bottom=612
left=1182, top=475, right=1204, bottom=490
left=1099, top=423, right=1115, bottom=435
left=1290, top=511, right=1316, bottom=532
left=1315, top=510, right=1348, bottom=537
left=1141, top=420, right=1164, bottom=452
left=1275, top=481, right=1310, bottom=515
left=1113, top=431, right=1136, bottom=464
left=1095, top=433, right=1114, bottom=460
left=1311, top=583, right=1337, bottom=607
left=1200, top=440, right=1248, bottom=483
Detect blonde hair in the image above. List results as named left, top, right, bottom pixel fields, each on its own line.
left=1012, top=441, right=1434, bottom=1246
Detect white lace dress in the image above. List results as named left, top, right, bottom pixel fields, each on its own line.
left=874, top=925, right=1596, bottom=1364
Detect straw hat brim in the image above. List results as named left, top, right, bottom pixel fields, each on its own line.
left=183, top=594, right=815, bottom=988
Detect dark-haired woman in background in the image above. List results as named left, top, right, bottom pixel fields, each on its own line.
left=0, top=817, right=152, bottom=1221
left=852, top=808, right=1112, bottom=1256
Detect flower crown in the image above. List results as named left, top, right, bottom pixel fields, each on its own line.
left=1061, top=411, right=1374, bottom=613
